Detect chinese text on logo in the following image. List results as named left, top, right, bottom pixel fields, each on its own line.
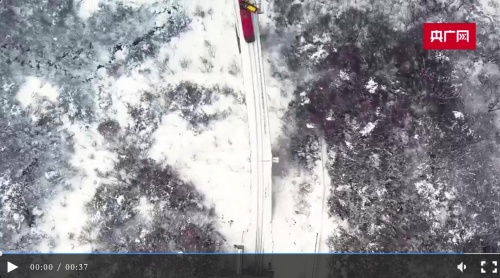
left=423, top=23, right=476, bottom=50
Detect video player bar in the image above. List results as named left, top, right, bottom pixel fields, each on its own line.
left=1, top=252, right=498, bottom=278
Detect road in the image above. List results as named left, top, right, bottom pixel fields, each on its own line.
left=312, top=135, right=329, bottom=278
left=316, top=135, right=328, bottom=253
left=232, top=0, right=273, bottom=273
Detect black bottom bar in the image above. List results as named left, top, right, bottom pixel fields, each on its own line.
left=2, top=253, right=499, bottom=278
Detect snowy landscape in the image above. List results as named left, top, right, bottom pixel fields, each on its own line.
left=2, top=0, right=500, bottom=263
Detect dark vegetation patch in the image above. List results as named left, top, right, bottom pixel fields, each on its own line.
left=163, top=82, right=239, bottom=130
left=97, top=119, right=121, bottom=140
left=281, top=5, right=500, bottom=252
left=0, top=115, right=73, bottom=250
left=86, top=147, right=224, bottom=252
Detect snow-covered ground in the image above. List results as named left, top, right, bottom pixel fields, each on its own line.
left=36, top=117, right=118, bottom=252
left=24, top=0, right=255, bottom=252
left=4, top=0, right=337, bottom=254
left=272, top=163, right=335, bottom=252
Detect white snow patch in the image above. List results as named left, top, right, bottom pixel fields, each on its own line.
left=299, top=42, right=315, bottom=53
left=370, top=153, right=381, bottom=169
left=114, top=47, right=128, bottom=61
left=477, top=0, right=500, bottom=16
left=312, top=33, right=332, bottom=44
left=310, top=48, right=328, bottom=63
left=32, top=207, right=44, bottom=216
left=16, top=77, right=59, bottom=108
left=91, top=66, right=152, bottom=129
left=272, top=168, right=319, bottom=252
left=260, top=33, right=297, bottom=145
left=299, top=91, right=310, bottom=105
left=36, top=117, right=118, bottom=252
left=94, top=44, right=112, bottom=64
left=136, top=196, right=154, bottom=221
left=306, top=123, right=317, bottom=129
left=2, top=81, right=15, bottom=93
left=345, top=141, right=353, bottom=150
left=77, top=0, right=101, bottom=20
left=339, top=70, right=350, bottom=81
left=452, top=111, right=464, bottom=119
left=415, top=181, right=438, bottom=198
left=44, top=170, right=58, bottom=180
left=360, top=122, right=376, bottom=136
left=148, top=109, right=252, bottom=250
left=152, top=0, right=241, bottom=89
left=116, top=195, right=124, bottom=206
left=366, top=78, right=378, bottom=94
left=114, top=72, right=150, bottom=106
left=272, top=138, right=336, bottom=253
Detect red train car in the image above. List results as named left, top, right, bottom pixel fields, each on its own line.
left=239, top=0, right=255, bottom=43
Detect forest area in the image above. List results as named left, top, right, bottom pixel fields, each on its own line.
left=269, top=0, right=500, bottom=252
